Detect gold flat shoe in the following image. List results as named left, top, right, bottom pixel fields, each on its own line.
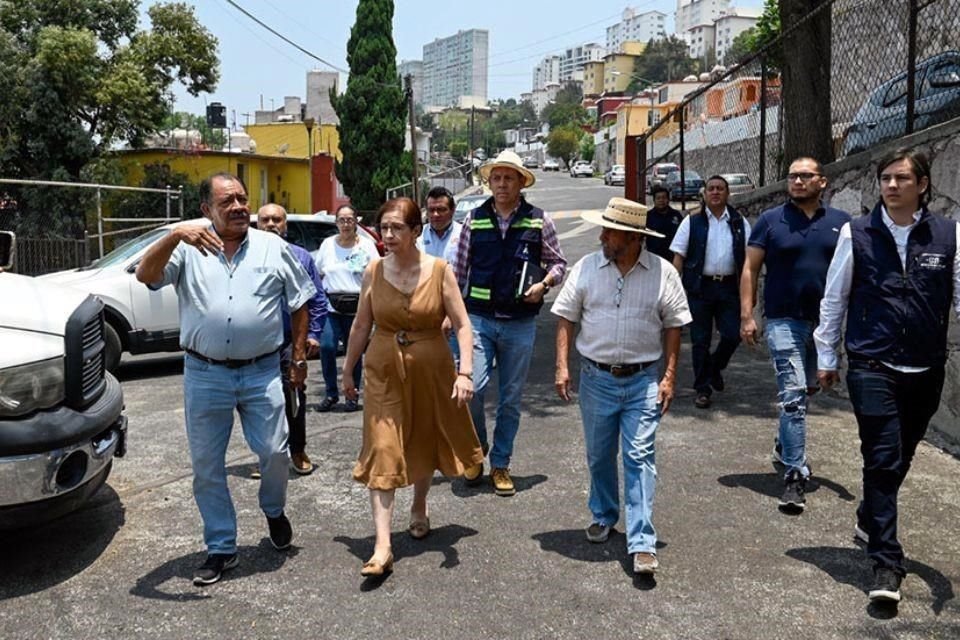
left=408, top=517, right=430, bottom=540
left=360, top=552, right=394, bottom=577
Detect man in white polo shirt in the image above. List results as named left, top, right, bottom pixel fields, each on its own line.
left=553, top=197, right=691, bottom=577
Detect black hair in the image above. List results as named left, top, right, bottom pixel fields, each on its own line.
left=876, top=148, right=932, bottom=206
left=199, top=172, right=245, bottom=206
left=426, top=186, right=455, bottom=212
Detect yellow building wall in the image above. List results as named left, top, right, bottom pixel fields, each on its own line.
left=615, top=103, right=679, bottom=164
left=244, top=122, right=341, bottom=162
left=116, top=150, right=313, bottom=214
left=603, top=55, right=641, bottom=93
left=621, top=41, right=646, bottom=56
left=583, top=61, right=605, bottom=96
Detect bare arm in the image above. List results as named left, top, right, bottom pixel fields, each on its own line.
left=341, top=261, right=377, bottom=401
left=555, top=317, right=575, bottom=401
left=288, top=305, right=309, bottom=388
left=658, top=327, right=682, bottom=414
left=135, top=224, right=223, bottom=285
left=671, top=253, right=684, bottom=274
left=441, top=262, right=474, bottom=407
left=739, top=246, right=765, bottom=346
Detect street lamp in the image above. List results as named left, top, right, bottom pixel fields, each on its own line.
left=304, top=117, right=315, bottom=214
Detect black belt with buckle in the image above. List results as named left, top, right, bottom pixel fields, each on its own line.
left=585, top=357, right=656, bottom=378
left=185, top=347, right=281, bottom=369
left=702, top=274, right=736, bottom=283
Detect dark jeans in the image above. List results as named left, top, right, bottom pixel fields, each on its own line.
left=280, top=345, right=306, bottom=454
left=688, top=278, right=741, bottom=395
left=847, top=359, right=945, bottom=575
left=320, top=312, right=362, bottom=400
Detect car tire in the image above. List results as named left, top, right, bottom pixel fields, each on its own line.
left=103, top=322, right=122, bottom=373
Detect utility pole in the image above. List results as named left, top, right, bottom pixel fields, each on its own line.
left=405, top=75, right=420, bottom=205
left=470, top=105, right=476, bottom=157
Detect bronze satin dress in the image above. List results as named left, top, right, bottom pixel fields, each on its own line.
left=353, top=258, right=483, bottom=489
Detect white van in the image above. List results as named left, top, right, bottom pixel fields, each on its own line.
left=0, top=231, right=127, bottom=529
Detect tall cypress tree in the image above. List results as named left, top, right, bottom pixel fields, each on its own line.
left=333, top=0, right=407, bottom=212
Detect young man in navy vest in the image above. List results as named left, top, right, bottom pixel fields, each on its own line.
left=670, top=175, right=751, bottom=409
left=451, top=150, right=567, bottom=496
left=815, top=149, right=960, bottom=604
left=740, top=158, right=851, bottom=513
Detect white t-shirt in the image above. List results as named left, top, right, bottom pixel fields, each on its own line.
left=312, top=235, right=378, bottom=302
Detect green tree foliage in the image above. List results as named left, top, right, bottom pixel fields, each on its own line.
left=332, top=0, right=407, bottom=211
left=748, top=0, right=782, bottom=68
left=579, top=135, right=596, bottom=163
left=0, top=1, right=219, bottom=237
left=547, top=125, right=583, bottom=169
left=110, top=162, right=201, bottom=223
left=630, top=36, right=697, bottom=88
left=722, top=28, right=757, bottom=66
left=541, top=82, right=588, bottom=129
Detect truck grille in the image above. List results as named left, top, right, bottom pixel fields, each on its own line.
left=64, top=296, right=107, bottom=409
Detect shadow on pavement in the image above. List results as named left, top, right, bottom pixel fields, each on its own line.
left=130, top=542, right=296, bottom=601
left=786, top=546, right=955, bottom=617
left=717, top=472, right=856, bottom=502
left=531, top=529, right=664, bottom=590
left=0, top=485, right=124, bottom=600
left=441, top=473, right=548, bottom=497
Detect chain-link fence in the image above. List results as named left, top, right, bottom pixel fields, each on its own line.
left=635, top=0, right=960, bottom=195
left=386, top=161, right=474, bottom=205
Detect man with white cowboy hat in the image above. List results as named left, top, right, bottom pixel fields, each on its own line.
left=552, top=197, right=691, bottom=576
left=450, top=149, right=568, bottom=497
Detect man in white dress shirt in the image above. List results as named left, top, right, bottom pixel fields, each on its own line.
left=553, top=197, right=691, bottom=576
left=814, top=149, right=960, bottom=604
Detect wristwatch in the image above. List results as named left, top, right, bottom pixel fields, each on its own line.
left=541, top=280, right=551, bottom=292
left=294, top=360, right=308, bottom=369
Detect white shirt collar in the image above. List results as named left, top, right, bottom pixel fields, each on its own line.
left=880, top=204, right=922, bottom=229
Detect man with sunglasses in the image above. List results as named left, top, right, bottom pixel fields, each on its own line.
left=739, top=158, right=850, bottom=513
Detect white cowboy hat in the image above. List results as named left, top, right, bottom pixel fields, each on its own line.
left=478, top=150, right=536, bottom=188
left=581, top=197, right=665, bottom=237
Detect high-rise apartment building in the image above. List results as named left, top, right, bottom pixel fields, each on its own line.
left=422, top=29, right=489, bottom=108
left=714, top=8, right=762, bottom=61
left=675, top=0, right=730, bottom=35
left=532, top=55, right=562, bottom=91
left=559, top=43, right=606, bottom=83
left=606, top=8, right=668, bottom=53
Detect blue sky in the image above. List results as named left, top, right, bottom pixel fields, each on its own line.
left=158, top=0, right=762, bottom=124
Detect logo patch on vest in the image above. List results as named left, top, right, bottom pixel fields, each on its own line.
left=917, top=253, right=948, bottom=270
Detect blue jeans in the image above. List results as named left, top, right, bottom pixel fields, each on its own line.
left=847, top=359, right=944, bottom=574
left=183, top=352, right=288, bottom=555
left=578, top=361, right=661, bottom=555
left=765, top=318, right=818, bottom=478
left=469, top=313, right=537, bottom=468
left=320, top=312, right=362, bottom=399
left=688, top=278, right=741, bottom=395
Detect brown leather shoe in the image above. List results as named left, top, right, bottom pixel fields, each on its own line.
left=360, top=551, right=394, bottom=577
left=694, top=393, right=712, bottom=409
left=290, top=451, right=314, bottom=475
left=491, top=467, right=515, bottom=496
left=633, top=552, right=659, bottom=574
left=463, top=462, right=484, bottom=486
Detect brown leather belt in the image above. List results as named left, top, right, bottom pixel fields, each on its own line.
left=373, top=329, right=444, bottom=381
left=584, top=357, right=656, bottom=378
left=185, top=347, right=281, bottom=369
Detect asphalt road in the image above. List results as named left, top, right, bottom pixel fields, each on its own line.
left=2, top=171, right=958, bottom=639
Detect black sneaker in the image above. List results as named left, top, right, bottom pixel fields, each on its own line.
left=778, top=471, right=806, bottom=513
left=193, top=553, right=239, bottom=586
left=710, top=370, right=725, bottom=392
left=344, top=398, right=360, bottom=412
left=868, top=567, right=902, bottom=603
left=267, top=512, right=293, bottom=550
left=317, top=397, right=338, bottom=412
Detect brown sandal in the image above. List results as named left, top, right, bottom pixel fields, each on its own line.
left=408, top=517, right=430, bottom=540
left=360, top=551, right=394, bottom=577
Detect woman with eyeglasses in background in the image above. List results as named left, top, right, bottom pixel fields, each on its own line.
left=312, top=204, right=378, bottom=412
left=343, top=197, right=482, bottom=577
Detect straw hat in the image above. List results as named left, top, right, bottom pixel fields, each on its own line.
left=581, top=197, right=665, bottom=237
left=478, top=150, right=536, bottom=188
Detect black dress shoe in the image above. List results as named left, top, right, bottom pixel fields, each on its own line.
left=710, top=371, right=725, bottom=392
left=695, top=393, right=712, bottom=409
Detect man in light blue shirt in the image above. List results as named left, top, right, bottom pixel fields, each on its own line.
left=416, top=186, right=462, bottom=263
left=137, top=172, right=315, bottom=587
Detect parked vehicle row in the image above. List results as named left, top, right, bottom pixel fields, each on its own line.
left=570, top=161, right=594, bottom=178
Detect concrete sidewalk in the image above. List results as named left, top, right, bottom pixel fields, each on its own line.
left=1, top=315, right=958, bottom=639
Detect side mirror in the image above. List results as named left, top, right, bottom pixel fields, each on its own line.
left=0, top=231, right=15, bottom=271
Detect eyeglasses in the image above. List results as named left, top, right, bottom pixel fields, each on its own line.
left=787, top=172, right=821, bottom=182
left=336, top=218, right=357, bottom=225
left=378, top=223, right=409, bottom=235
left=615, top=276, right=624, bottom=308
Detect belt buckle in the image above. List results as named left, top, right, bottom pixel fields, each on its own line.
left=711, top=274, right=725, bottom=282
left=396, top=331, right=410, bottom=346
left=610, top=364, right=627, bottom=377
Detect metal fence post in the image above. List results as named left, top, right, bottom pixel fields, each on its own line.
left=178, top=186, right=184, bottom=219
left=679, top=107, right=686, bottom=212
left=96, top=187, right=104, bottom=258
left=165, top=184, right=171, bottom=223
left=759, top=55, right=768, bottom=187
left=906, top=0, right=919, bottom=135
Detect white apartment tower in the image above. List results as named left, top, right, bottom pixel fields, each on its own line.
left=676, top=0, right=730, bottom=57
left=559, top=43, right=605, bottom=83
left=422, top=29, right=489, bottom=108
left=532, top=55, right=562, bottom=91
left=606, top=8, right=668, bottom=53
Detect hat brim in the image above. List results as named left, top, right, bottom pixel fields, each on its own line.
left=581, top=209, right=665, bottom=237
left=478, top=162, right=536, bottom=188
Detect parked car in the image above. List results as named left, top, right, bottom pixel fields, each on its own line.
left=542, top=158, right=560, bottom=171
left=454, top=194, right=489, bottom=223
left=843, top=50, right=960, bottom=156
left=604, top=164, right=626, bottom=186
left=522, top=156, right=539, bottom=169
left=39, top=214, right=380, bottom=372
left=570, top=161, right=594, bottom=178
left=646, top=162, right=681, bottom=193
left=699, top=173, right=755, bottom=199
left=0, top=231, right=127, bottom=530
left=664, top=170, right=705, bottom=201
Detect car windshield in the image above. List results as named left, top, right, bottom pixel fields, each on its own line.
left=84, top=227, right=171, bottom=269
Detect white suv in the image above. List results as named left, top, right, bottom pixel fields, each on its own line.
left=570, top=161, right=594, bottom=178
left=40, top=214, right=377, bottom=371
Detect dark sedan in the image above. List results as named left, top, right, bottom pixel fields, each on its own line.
left=664, top=170, right=705, bottom=201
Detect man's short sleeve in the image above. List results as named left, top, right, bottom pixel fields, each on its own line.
left=747, top=211, right=771, bottom=249
left=146, top=241, right=185, bottom=291
left=280, top=243, right=317, bottom=312
left=550, top=256, right=586, bottom=323
left=669, top=215, right=692, bottom=257
left=659, top=264, right=692, bottom=328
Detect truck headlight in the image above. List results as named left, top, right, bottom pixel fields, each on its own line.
left=0, top=358, right=65, bottom=417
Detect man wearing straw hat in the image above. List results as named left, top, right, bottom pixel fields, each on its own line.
left=450, top=150, right=567, bottom=497
left=552, top=197, right=691, bottom=575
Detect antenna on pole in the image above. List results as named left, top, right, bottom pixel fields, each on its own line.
left=405, top=74, right=420, bottom=205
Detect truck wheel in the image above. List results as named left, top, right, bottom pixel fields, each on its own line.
left=103, top=323, right=122, bottom=373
